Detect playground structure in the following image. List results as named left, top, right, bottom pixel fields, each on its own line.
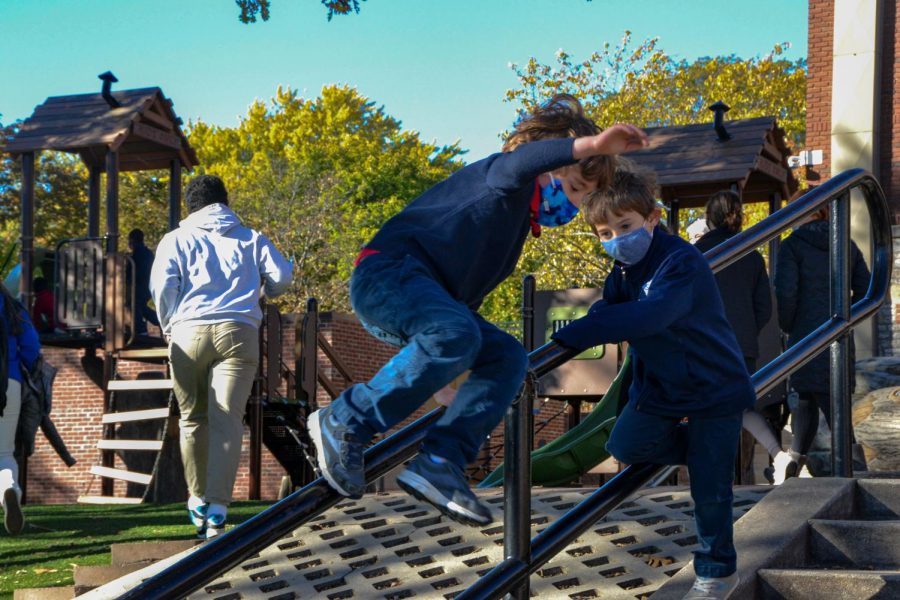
left=4, top=75, right=896, bottom=598
left=82, top=167, right=888, bottom=599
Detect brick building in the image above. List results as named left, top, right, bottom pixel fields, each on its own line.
left=805, top=0, right=900, bottom=355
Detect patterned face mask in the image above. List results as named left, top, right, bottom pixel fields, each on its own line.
left=535, top=178, right=579, bottom=227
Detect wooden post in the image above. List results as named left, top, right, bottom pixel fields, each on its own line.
left=88, top=166, right=101, bottom=238
left=768, top=192, right=782, bottom=278
left=20, top=152, right=35, bottom=309
left=168, top=159, right=181, bottom=232
left=669, top=198, right=680, bottom=237
left=105, top=150, right=119, bottom=254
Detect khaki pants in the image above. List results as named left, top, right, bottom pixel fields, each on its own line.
left=170, top=322, right=259, bottom=505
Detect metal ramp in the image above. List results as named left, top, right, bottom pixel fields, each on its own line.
left=185, top=486, right=770, bottom=600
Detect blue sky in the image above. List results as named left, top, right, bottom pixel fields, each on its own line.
left=0, top=0, right=807, bottom=160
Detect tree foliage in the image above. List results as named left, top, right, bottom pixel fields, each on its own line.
left=187, top=84, right=464, bottom=313
left=481, top=33, right=806, bottom=322
left=236, top=0, right=365, bottom=23
left=0, top=121, right=91, bottom=247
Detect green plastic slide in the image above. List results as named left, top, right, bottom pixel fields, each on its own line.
left=478, top=355, right=632, bottom=488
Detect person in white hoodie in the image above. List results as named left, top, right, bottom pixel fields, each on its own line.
left=151, top=175, right=292, bottom=538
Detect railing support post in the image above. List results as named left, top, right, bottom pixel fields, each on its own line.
left=830, top=192, right=853, bottom=477
left=503, top=276, right=536, bottom=600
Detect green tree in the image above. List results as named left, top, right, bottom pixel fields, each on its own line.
left=0, top=120, right=90, bottom=249
left=480, top=33, right=806, bottom=322
left=236, top=0, right=365, bottom=23
left=187, top=84, right=464, bottom=312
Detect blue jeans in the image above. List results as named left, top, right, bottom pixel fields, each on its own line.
left=328, top=253, right=528, bottom=470
left=607, top=401, right=742, bottom=578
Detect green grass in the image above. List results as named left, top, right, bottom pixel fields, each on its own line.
left=0, top=501, right=270, bottom=598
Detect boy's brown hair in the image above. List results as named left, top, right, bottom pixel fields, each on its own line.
left=582, top=160, right=659, bottom=226
left=503, top=94, right=615, bottom=189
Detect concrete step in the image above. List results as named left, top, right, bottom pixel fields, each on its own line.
left=110, top=540, right=200, bottom=567
left=758, top=568, right=900, bottom=600
left=13, top=587, right=76, bottom=600
left=856, top=479, right=900, bottom=519
left=809, top=519, right=900, bottom=569
left=73, top=564, right=144, bottom=596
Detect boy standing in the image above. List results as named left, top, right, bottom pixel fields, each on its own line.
left=310, top=95, right=648, bottom=527
left=552, top=166, right=753, bottom=600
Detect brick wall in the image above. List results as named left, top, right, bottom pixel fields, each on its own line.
left=25, top=310, right=581, bottom=504
left=805, top=0, right=835, bottom=184
left=807, top=0, right=900, bottom=355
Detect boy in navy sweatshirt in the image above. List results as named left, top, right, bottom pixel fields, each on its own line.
left=309, top=95, right=647, bottom=526
left=552, top=165, right=754, bottom=600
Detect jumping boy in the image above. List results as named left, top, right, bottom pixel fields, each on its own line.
left=310, top=95, right=648, bottom=526
left=551, top=164, right=753, bottom=600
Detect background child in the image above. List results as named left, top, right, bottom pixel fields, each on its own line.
left=552, top=165, right=754, bottom=599
left=693, top=190, right=785, bottom=483
left=309, top=95, right=647, bottom=526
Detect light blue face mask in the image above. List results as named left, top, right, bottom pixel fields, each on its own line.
left=536, top=179, right=579, bottom=227
left=601, top=223, right=653, bottom=265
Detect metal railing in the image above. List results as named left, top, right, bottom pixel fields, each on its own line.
left=117, top=168, right=890, bottom=599
left=458, top=167, right=892, bottom=599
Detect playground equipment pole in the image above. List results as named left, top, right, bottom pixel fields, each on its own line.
left=829, top=192, right=853, bottom=477
left=503, top=276, right=536, bottom=599
left=88, top=167, right=101, bottom=238
left=105, top=150, right=119, bottom=254
left=168, top=159, right=181, bottom=232
left=19, top=152, right=35, bottom=308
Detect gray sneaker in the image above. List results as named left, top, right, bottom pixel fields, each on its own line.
left=397, top=454, right=493, bottom=526
left=683, top=573, right=739, bottom=599
left=308, top=406, right=366, bottom=499
left=2, top=487, right=24, bottom=535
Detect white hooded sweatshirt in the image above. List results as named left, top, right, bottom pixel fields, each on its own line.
left=150, top=203, right=292, bottom=334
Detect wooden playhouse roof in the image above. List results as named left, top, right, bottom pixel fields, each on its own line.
left=625, top=116, right=798, bottom=206
left=6, top=87, right=199, bottom=172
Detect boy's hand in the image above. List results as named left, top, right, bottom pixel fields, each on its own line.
left=573, top=124, right=648, bottom=159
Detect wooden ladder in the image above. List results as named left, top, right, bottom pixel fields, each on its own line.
left=78, top=347, right=174, bottom=505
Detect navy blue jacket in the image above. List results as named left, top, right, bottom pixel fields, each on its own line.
left=774, top=221, right=870, bottom=394
left=552, top=228, right=754, bottom=418
left=366, top=137, right=578, bottom=309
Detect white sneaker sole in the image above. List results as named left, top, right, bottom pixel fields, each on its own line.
left=308, top=409, right=360, bottom=498
left=396, top=468, right=492, bottom=527
left=3, top=488, right=24, bottom=535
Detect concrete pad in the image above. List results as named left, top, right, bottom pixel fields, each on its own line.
left=758, top=568, right=900, bottom=600
left=110, top=540, right=200, bottom=567
left=856, top=478, right=900, bottom=518
left=651, top=477, right=857, bottom=599
left=73, top=564, right=144, bottom=595
left=13, top=587, right=75, bottom=600
left=809, top=520, right=900, bottom=568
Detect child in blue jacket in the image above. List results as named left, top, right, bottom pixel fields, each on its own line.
left=552, top=165, right=754, bottom=600
left=310, top=95, right=647, bottom=526
left=0, top=283, right=40, bottom=535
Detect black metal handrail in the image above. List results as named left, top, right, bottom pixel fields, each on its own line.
left=118, top=168, right=889, bottom=599
left=116, top=339, right=578, bottom=599
left=458, top=168, right=892, bottom=599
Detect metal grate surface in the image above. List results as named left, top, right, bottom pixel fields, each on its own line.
left=191, top=486, right=770, bottom=600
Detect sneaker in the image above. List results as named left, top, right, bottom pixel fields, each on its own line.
left=308, top=406, right=366, bottom=499
left=683, top=573, right=739, bottom=599
left=771, top=450, right=804, bottom=485
left=187, top=495, right=208, bottom=537
left=2, top=487, right=24, bottom=535
left=396, top=454, right=493, bottom=526
left=205, top=511, right=226, bottom=539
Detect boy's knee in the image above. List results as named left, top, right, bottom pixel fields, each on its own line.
left=421, top=320, right=482, bottom=363
left=606, top=435, right=650, bottom=465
